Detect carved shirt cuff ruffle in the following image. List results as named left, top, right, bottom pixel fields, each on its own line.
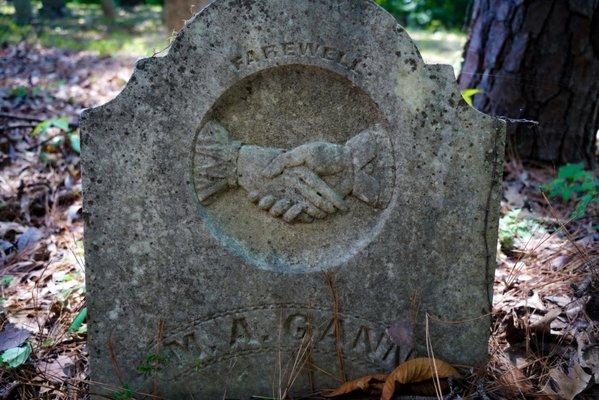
left=346, top=124, right=395, bottom=209
left=194, top=121, right=242, bottom=204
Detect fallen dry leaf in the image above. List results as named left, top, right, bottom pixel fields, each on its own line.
left=36, top=354, right=76, bottom=383
left=0, top=323, right=31, bottom=351
left=324, top=374, right=387, bottom=397
left=381, top=357, right=460, bottom=400
left=542, top=362, right=591, bottom=400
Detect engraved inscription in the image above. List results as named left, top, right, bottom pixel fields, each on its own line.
left=232, top=42, right=363, bottom=72
left=160, top=306, right=398, bottom=372
left=194, top=121, right=395, bottom=223
left=230, top=316, right=254, bottom=347
left=163, top=331, right=214, bottom=363
left=285, top=313, right=309, bottom=339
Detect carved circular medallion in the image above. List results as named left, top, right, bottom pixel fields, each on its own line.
left=193, top=65, right=395, bottom=273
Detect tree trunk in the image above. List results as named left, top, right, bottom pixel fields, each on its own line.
left=459, top=0, right=599, bottom=165
left=40, top=0, right=68, bottom=18
left=100, top=0, right=117, bottom=22
left=14, top=0, right=33, bottom=25
left=164, top=0, right=211, bottom=33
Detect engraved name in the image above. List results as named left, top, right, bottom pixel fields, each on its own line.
left=160, top=308, right=397, bottom=371
left=232, top=42, right=363, bottom=72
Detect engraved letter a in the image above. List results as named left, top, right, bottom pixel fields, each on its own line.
left=230, top=317, right=252, bottom=347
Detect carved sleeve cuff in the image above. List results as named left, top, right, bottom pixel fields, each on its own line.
left=193, top=121, right=242, bottom=204
left=345, top=124, right=395, bottom=209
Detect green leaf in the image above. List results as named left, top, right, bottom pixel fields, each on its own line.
left=0, top=275, right=13, bottom=286
left=498, top=209, right=546, bottom=252
left=557, top=163, right=584, bottom=180
left=76, top=325, right=87, bottom=334
left=52, top=117, right=70, bottom=132
left=137, top=353, right=165, bottom=375
left=113, top=384, right=135, bottom=400
left=10, top=86, right=27, bottom=99
left=561, top=186, right=574, bottom=202
left=1, top=344, right=31, bottom=368
left=460, top=88, right=484, bottom=106
left=572, top=193, right=594, bottom=219
left=69, top=307, right=87, bottom=333
left=543, top=163, right=598, bottom=218
left=68, top=132, right=81, bottom=154
left=47, top=135, right=65, bottom=150
left=31, top=121, right=50, bottom=137
left=579, top=180, right=598, bottom=193
left=31, top=117, right=69, bottom=137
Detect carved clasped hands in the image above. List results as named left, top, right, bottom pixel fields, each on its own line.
left=194, top=121, right=394, bottom=223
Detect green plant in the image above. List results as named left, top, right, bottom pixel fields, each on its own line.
left=461, top=88, right=483, bottom=106
left=113, top=384, right=135, bottom=400
left=136, top=353, right=165, bottom=375
left=0, top=275, right=13, bottom=286
left=542, top=163, right=598, bottom=219
left=68, top=307, right=87, bottom=333
left=31, top=117, right=69, bottom=137
left=1, top=3, right=169, bottom=57
left=1, top=343, right=31, bottom=369
left=376, top=0, right=471, bottom=30
left=31, top=117, right=81, bottom=163
left=498, top=209, right=545, bottom=252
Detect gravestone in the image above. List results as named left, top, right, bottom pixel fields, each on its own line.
left=81, top=0, right=505, bottom=397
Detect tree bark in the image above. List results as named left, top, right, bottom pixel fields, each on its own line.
left=459, top=0, right=599, bottom=165
left=40, top=0, right=68, bottom=18
left=100, top=0, right=117, bottom=22
left=164, top=0, right=210, bottom=33
left=14, top=0, right=33, bottom=25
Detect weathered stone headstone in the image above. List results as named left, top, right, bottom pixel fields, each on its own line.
left=81, top=0, right=505, bottom=397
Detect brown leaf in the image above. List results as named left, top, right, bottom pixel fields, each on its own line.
left=542, top=362, right=591, bottom=400
left=324, top=374, right=387, bottom=397
left=36, top=354, right=75, bottom=383
left=381, top=357, right=460, bottom=400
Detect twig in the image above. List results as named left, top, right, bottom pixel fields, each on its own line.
left=425, top=313, right=444, bottom=400
left=77, top=378, right=166, bottom=399
left=153, top=319, right=165, bottom=397
left=1, top=123, right=37, bottom=130
left=540, top=192, right=591, bottom=265
left=497, top=116, right=539, bottom=125
left=324, top=271, right=346, bottom=383
left=0, top=112, right=45, bottom=122
left=282, top=332, right=314, bottom=399
left=106, top=336, right=125, bottom=384
left=305, top=313, right=316, bottom=393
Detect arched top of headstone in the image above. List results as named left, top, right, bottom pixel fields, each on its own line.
left=86, top=0, right=498, bottom=133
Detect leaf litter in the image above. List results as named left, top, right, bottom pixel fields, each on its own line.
left=0, top=41, right=598, bottom=399
left=1, top=41, right=130, bottom=399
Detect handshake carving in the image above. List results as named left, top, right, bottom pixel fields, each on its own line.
left=194, top=121, right=394, bottom=223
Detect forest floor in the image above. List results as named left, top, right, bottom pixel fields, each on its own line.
left=0, top=6, right=598, bottom=400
